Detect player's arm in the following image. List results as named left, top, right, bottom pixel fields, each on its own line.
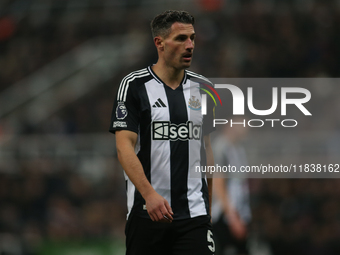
left=213, top=175, right=247, bottom=239
left=213, top=177, right=233, bottom=217
left=116, top=130, right=173, bottom=222
left=204, top=134, right=214, bottom=216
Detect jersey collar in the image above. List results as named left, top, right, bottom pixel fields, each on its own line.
left=148, top=65, right=188, bottom=88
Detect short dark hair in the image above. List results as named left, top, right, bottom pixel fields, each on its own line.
left=150, top=10, right=195, bottom=38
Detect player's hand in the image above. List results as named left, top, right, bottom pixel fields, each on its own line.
left=225, top=207, right=247, bottom=240
left=144, top=191, right=174, bottom=223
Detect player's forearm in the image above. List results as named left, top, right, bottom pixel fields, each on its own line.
left=116, top=140, right=155, bottom=200
left=116, top=138, right=173, bottom=222
left=213, top=178, right=232, bottom=214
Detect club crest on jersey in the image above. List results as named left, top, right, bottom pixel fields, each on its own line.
left=116, top=102, right=128, bottom=120
left=188, top=96, right=201, bottom=111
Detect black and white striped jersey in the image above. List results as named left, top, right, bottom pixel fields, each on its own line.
left=211, top=136, right=252, bottom=224
left=110, top=66, right=215, bottom=220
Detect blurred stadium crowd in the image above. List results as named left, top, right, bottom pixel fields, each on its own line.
left=1, top=0, right=340, bottom=254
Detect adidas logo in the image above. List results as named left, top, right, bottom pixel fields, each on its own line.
left=152, top=98, right=167, bottom=108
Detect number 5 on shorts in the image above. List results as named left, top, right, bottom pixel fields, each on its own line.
left=207, top=230, right=215, bottom=253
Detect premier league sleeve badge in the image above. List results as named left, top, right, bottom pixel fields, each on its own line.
left=116, top=102, right=128, bottom=120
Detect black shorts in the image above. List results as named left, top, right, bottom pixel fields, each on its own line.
left=125, top=214, right=215, bottom=255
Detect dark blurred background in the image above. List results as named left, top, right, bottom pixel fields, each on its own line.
left=0, top=0, right=340, bottom=254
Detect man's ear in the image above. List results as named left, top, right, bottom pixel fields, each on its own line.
left=154, top=36, right=164, bottom=51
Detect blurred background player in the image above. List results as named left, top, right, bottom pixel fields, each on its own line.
left=212, top=118, right=252, bottom=255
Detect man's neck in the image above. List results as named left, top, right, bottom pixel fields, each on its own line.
left=152, top=62, right=185, bottom=90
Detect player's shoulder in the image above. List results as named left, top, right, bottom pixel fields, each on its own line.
left=116, top=68, right=151, bottom=101
left=212, top=136, right=230, bottom=154
left=120, top=67, right=151, bottom=84
left=117, top=67, right=152, bottom=100
left=186, top=70, right=213, bottom=86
